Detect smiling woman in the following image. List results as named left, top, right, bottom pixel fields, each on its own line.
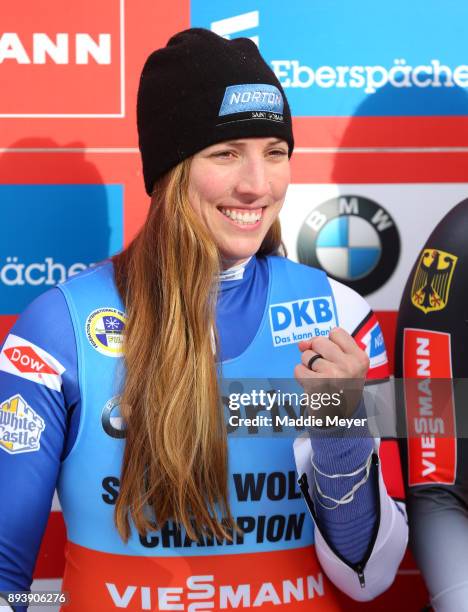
left=0, top=27, right=407, bottom=612
left=188, top=138, right=290, bottom=266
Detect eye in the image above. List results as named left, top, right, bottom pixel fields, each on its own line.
left=210, top=149, right=236, bottom=159
left=267, top=148, right=288, bottom=158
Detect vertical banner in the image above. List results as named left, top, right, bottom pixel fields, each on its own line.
left=403, top=328, right=457, bottom=486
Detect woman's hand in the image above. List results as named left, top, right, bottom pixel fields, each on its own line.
left=294, top=327, right=370, bottom=419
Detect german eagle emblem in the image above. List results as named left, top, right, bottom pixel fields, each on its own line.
left=411, top=249, right=457, bottom=314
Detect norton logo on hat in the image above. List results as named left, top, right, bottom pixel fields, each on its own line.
left=218, top=83, right=284, bottom=123
left=411, top=248, right=457, bottom=314
left=297, top=196, right=400, bottom=296
left=86, top=308, right=126, bottom=357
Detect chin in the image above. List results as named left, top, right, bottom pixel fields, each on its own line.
left=221, top=246, right=259, bottom=261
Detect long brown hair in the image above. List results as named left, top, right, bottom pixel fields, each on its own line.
left=113, top=158, right=284, bottom=541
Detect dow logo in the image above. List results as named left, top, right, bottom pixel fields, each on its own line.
left=297, top=196, right=400, bottom=295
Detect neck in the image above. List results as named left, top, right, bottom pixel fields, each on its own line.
left=218, top=257, right=253, bottom=282
left=220, top=257, right=250, bottom=271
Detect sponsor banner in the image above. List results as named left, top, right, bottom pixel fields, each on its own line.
left=0, top=393, right=45, bottom=454
left=0, top=1, right=189, bottom=146
left=0, top=333, right=65, bottom=390
left=62, top=543, right=340, bottom=611
left=269, top=297, right=337, bottom=347
left=295, top=194, right=400, bottom=297
left=0, top=0, right=122, bottom=117
left=0, top=184, right=123, bottom=314
left=0, top=152, right=146, bottom=246
left=403, top=328, right=456, bottom=486
left=280, top=183, right=468, bottom=308
left=192, top=1, right=468, bottom=118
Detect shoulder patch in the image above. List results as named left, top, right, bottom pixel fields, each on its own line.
left=85, top=308, right=126, bottom=357
left=354, top=314, right=389, bottom=379
left=0, top=334, right=65, bottom=390
left=0, top=393, right=45, bottom=454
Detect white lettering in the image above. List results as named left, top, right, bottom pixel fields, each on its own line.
left=158, top=587, right=183, bottom=610
left=388, top=59, right=411, bottom=89
left=422, top=457, right=436, bottom=476
left=187, top=575, right=215, bottom=611
left=339, top=196, right=359, bottom=215
left=24, top=263, right=46, bottom=286
left=219, top=584, right=250, bottom=608
left=364, top=65, right=389, bottom=93
left=306, top=210, right=327, bottom=232
left=349, top=65, right=365, bottom=88
left=210, top=11, right=259, bottom=40
left=0, top=32, right=111, bottom=65
left=335, top=65, right=350, bottom=88
left=33, top=33, right=68, bottom=64
left=0, top=258, right=91, bottom=287
left=45, top=257, right=67, bottom=284
left=105, top=583, right=137, bottom=608
left=0, top=257, right=25, bottom=286
left=290, top=60, right=314, bottom=88
left=253, top=582, right=281, bottom=606
left=432, top=59, right=454, bottom=87
left=0, top=33, right=30, bottom=63
left=371, top=208, right=393, bottom=231
left=283, top=578, right=305, bottom=603
left=307, top=574, right=325, bottom=598
left=454, top=65, right=468, bottom=88
left=76, top=33, right=111, bottom=65
left=267, top=57, right=468, bottom=94
left=141, top=586, right=151, bottom=610
left=416, top=337, right=430, bottom=356
left=315, top=66, right=336, bottom=88
left=417, top=359, right=431, bottom=377
left=271, top=60, right=292, bottom=87
left=412, top=65, right=432, bottom=87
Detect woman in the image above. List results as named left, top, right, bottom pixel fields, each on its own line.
left=0, top=29, right=406, bottom=611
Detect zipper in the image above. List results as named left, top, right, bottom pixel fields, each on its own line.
left=298, top=452, right=381, bottom=590
left=355, top=564, right=365, bottom=588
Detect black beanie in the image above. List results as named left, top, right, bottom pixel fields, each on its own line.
left=137, top=28, right=294, bottom=195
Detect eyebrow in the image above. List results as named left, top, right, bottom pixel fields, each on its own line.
left=217, top=139, right=286, bottom=146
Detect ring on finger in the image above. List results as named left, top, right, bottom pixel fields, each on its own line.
left=307, top=353, right=323, bottom=371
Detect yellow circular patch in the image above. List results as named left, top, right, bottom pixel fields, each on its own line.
left=85, top=308, right=126, bottom=357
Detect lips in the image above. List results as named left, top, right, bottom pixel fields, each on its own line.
left=218, top=206, right=264, bottom=226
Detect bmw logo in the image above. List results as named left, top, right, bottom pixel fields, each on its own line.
left=297, top=195, right=400, bottom=295
left=101, top=397, right=126, bottom=439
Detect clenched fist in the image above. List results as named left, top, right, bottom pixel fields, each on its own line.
left=294, top=327, right=370, bottom=420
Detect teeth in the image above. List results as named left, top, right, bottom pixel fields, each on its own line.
left=220, top=208, right=262, bottom=224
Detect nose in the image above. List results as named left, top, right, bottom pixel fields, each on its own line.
left=234, top=155, right=270, bottom=201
